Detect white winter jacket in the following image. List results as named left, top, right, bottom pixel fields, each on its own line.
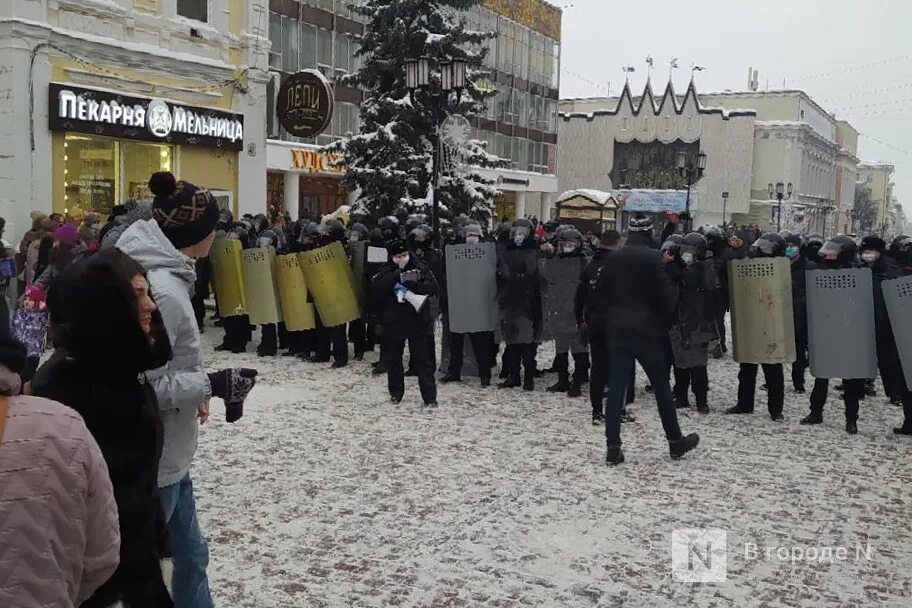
left=116, top=220, right=208, bottom=488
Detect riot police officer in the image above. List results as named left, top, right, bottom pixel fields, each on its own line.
left=214, top=222, right=253, bottom=354
left=783, top=231, right=816, bottom=392
left=726, top=233, right=787, bottom=421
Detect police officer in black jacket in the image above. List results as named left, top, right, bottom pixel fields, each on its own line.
left=594, top=220, right=700, bottom=465
left=371, top=238, right=439, bottom=406
left=783, top=231, right=816, bottom=392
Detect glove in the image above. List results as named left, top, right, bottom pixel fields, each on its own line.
left=393, top=282, right=408, bottom=295
left=402, top=280, right=420, bottom=292
left=207, top=368, right=258, bottom=423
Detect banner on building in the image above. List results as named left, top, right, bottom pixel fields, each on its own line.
left=613, top=189, right=697, bottom=213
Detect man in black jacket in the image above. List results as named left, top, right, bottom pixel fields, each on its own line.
left=784, top=232, right=816, bottom=392
left=594, top=234, right=700, bottom=464
left=371, top=239, right=439, bottom=406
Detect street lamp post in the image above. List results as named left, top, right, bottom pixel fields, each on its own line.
left=405, top=56, right=467, bottom=246
left=768, top=181, right=793, bottom=232
left=676, top=150, right=707, bottom=232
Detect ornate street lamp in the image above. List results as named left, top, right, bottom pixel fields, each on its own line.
left=676, top=150, right=707, bottom=232
left=768, top=181, right=793, bottom=232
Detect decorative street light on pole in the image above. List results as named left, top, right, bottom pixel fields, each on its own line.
left=405, top=55, right=467, bottom=246
left=768, top=181, right=793, bottom=232
left=676, top=150, right=707, bottom=232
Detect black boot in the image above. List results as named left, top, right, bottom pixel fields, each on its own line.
left=846, top=421, right=858, bottom=434
left=605, top=446, right=625, bottom=465
left=669, top=433, right=700, bottom=459
left=568, top=379, right=583, bottom=398
left=523, top=372, right=535, bottom=391
left=893, top=426, right=912, bottom=435
left=440, top=373, right=461, bottom=383
left=695, top=393, right=709, bottom=414
left=725, top=404, right=753, bottom=414
left=498, top=375, right=521, bottom=389
left=592, top=412, right=605, bottom=425
left=547, top=368, right=570, bottom=393
left=800, top=412, right=823, bottom=425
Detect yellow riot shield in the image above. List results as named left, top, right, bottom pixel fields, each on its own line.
left=298, top=242, right=361, bottom=327
left=275, top=254, right=316, bottom=331
left=209, top=238, right=246, bottom=317
left=241, top=247, right=283, bottom=325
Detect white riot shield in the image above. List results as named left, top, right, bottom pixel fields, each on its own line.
left=807, top=268, right=877, bottom=379
left=445, top=242, right=497, bottom=333
left=729, top=258, right=796, bottom=364
left=539, top=256, right=586, bottom=341
left=882, top=275, right=912, bottom=387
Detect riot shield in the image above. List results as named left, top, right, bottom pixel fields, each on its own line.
left=883, top=276, right=912, bottom=388
left=241, top=247, right=283, bottom=325
left=276, top=254, right=316, bottom=331
left=298, top=242, right=361, bottom=327
left=348, top=241, right=367, bottom=309
left=209, top=238, right=246, bottom=317
left=806, top=268, right=877, bottom=379
left=445, top=242, right=498, bottom=334
left=539, top=257, right=585, bottom=341
left=728, top=258, right=796, bottom=364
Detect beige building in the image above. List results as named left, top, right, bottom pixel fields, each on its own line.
left=858, top=161, right=896, bottom=235
left=834, top=121, right=860, bottom=234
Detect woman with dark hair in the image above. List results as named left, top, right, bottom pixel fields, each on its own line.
left=32, top=248, right=175, bottom=608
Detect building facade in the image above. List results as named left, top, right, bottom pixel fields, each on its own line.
left=857, top=161, right=896, bottom=235
left=559, top=81, right=757, bottom=227
left=264, top=0, right=562, bottom=222
left=834, top=120, right=860, bottom=234
left=1, top=0, right=271, bottom=242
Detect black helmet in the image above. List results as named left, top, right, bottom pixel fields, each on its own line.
left=557, top=227, right=583, bottom=254
left=255, top=229, right=280, bottom=249
left=888, top=235, right=912, bottom=263
left=298, top=221, right=321, bottom=245
left=750, top=233, right=786, bottom=258
left=320, top=218, right=346, bottom=242
left=379, top=215, right=401, bottom=239
left=682, top=232, right=708, bottom=261
left=661, top=233, right=685, bottom=257
left=461, top=223, right=483, bottom=243
left=510, top=218, right=534, bottom=246
left=700, top=224, right=725, bottom=241
left=408, top=225, right=431, bottom=250
left=227, top=222, right=249, bottom=243
left=404, top=214, right=424, bottom=233
left=347, top=222, right=368, bottom=242
left=369, top=227, right=384, bottom=245
left=818, top=235, right=858, bottom=267
left=252, top=213, right=269, bottom=235
left=780, top=231, right=802, bottom=247
left=860, top=235, right=886, bottom=254
left=543, top=220, right=560, bottom=233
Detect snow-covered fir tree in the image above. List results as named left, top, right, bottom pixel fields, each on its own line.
left=332, top=0, right=506, bottom=224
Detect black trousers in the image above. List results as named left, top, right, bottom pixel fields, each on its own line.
left=448, top=331, right=493, bottom=382
left=589, top=325, right=635, bottom=417
left=221, top=315, right=251, bottom=349
left=673, top=365, right=709, bottom=400
left=315, top=324, right=348, bottom=364
left=505, top=343, right=537, bottom=380
left=259, top=323, right=278, bottom=354
left=714, top=307, right=728, bottom=352
left=383, top=335, right=437, bottom=403
left=737, top=363, right=784, bottom=417
left=792, top=324, right=809, bottom=390
left=349, top=318, right=367, bottom=356
left=408, top=334, right=436, bottom=373
left=810, top=377, right=864, bottom=423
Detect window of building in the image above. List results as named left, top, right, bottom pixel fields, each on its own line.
left=64, top=134, right=173, bottom=215
left=177, top=0, right=207, bottom=22
left=268, top=13, right=283, bottom=69
left=282, top=16, right=299, bottom=73
left=301, top=23, right=317, bottom=70
left=317, top=27, right=333, bottom=69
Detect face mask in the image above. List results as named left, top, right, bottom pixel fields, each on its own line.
left=681, top=252, right=694, bottom=265
left=562, top=243, right=577, bottom=254
left=395, top=255, right=409, bottom=269
left=513, top=235, right=526, bottom=246
left=785, top=246, right=798, bottom=259
left=861, top=252, right=879, bottom=264
left=466, top=235, right=480, bottom=244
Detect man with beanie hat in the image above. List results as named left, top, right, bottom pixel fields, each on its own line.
left=370, top=238, right=439, bottom=406
left=116, top=172, right=257, bottom=608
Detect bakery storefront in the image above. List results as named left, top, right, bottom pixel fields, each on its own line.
left=48, top=83, right=244, bottom=217
left=266, top=140, right=349, bottom=220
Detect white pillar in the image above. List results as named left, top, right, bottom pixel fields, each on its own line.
left=514, top=191, right=527, bottom=220
left=541, top=192, right=555, bottom=221
left=283, top=171, right=299, bottom=219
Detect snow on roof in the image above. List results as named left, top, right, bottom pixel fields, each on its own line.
left=858, top=160, right=895, bottom=169
left=556, top=189, right=614, bottom=206
left=754, top=120, right=811, bottom=128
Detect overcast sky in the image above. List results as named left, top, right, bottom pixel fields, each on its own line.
left=558, top=0, right=912, bottom=218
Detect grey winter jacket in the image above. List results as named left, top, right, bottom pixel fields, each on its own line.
left=116, top=220, right=208, bottom=488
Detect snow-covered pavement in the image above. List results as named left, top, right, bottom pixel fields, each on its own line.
left=194, top=328, right=912, bottom=607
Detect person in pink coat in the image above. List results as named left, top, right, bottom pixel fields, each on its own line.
left=0, top=306, right=121, bottom=607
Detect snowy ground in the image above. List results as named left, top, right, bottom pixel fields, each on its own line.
left=193, top=323, right=912, bottom=607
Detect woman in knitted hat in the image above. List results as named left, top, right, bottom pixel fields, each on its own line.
left=33, top=249, right=175, bottom=608
left=115, top=172, right=257, bottom=607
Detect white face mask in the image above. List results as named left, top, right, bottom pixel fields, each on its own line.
left=394, top=254, right=409, bottom=269
left=466, top=235, right=480, bottom=244
left=513, top=235, right=526, bottom=246
left=562, top=243, right=577, bottom=253
left=682, top=252, right=694, bottom=265
left=861, top=251, right=879, bottom=264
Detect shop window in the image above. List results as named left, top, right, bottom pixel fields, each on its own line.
left=177, top=0, right=208, bottom=23
left=64, top=134, right=173, bottom=216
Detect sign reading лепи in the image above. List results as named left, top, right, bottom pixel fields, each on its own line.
left=48, top=83, right=245, bottom=150
left=276, top=70, right=334, bottom=138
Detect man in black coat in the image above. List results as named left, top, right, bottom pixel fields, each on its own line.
left=593, top=232, right=700, bottom=465
left=371, top=238, right=439, bottom=406
left=784, top=232, right=816, bottom=392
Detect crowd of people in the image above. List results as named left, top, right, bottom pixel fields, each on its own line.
left=1, top=167, right=911, bottom=605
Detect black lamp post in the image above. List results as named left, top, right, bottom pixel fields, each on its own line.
left=676, top=150, right=707, bottom=232
left=768, top=181, right=793, bottom=232
left=405, top=56, right=467, bottom=247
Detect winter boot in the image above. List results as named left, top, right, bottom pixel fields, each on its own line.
left=605, top=446, right=625, bottom=465
left=725, top=404, right=753, bottom=415
left=669, top=433, right=700, bottom=459
left=846, top=421, right=858, bottom=434
left=498, top=375, right=521, bottom=389
left=547, top=360, right=570, bottom=392
left=568, top=379, right=583, bottom=398
left=864, top=380, right=877, bottom=398
left=695, top=393, right=709, bottom=414
left=440, top=373, right=462, bottom=384
left=523, top=371, right=535, bottom=391
left=800, top=412, right=823, bottom=425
